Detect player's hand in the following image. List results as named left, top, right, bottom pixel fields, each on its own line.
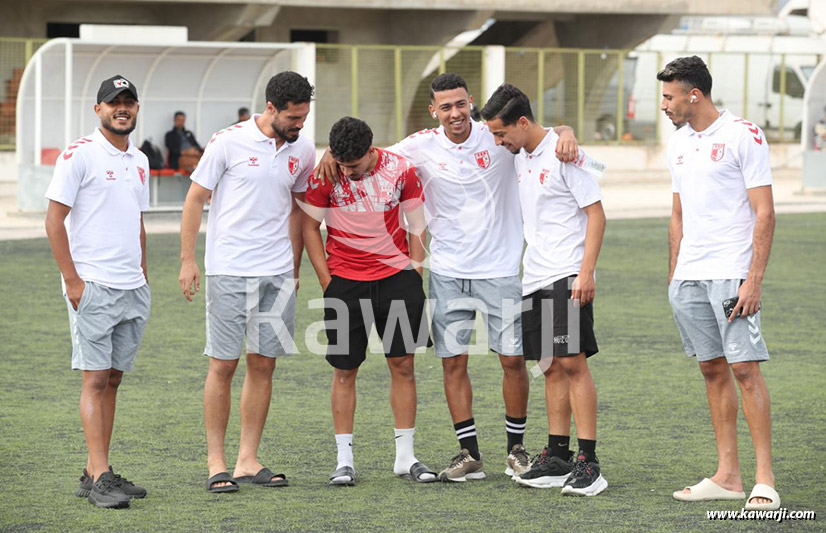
left=314, top=148, right=340, bottom=186
left=571, top=273, right=595, bottom=307
left=731, top=278, right=761, bottom=322
left=178, top=259, right=201, bottom=302
left=66, top=277, right=86, bottom=311
left=555, top=128, right=579, bottom=163
left=321, top=276, right=332, bottom=292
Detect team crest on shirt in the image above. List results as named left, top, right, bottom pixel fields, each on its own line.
left=676, top=154, right=684, bottom=165
left=248, top=156, right=259, bottom=167
left=474, top=150, right=490, bottom=169
left=710, top=143, right=726, bottom=162
left=288, top=156, right=300, bottom=175
left=137, top=167, right=146, bottom=185
left=539, top=169, right=550, bottom=185
left=105, top=170, right=115, bottom=181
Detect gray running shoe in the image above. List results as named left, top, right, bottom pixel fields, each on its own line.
left=438, top=449, right=486, bottom=482
left=505, top=444, right=532, bottom=478
left=87, top=471, right=130, bottom=509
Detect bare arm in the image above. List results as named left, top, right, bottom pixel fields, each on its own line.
left=302, top=205, right=332, bottom=290
left=45, top=200, right=86, bottom=309
left=553, top=125, right=578, bottom=162
left=730, top=185, right=775, bottom=321
left=571, top=201, right=606, bottom=305
left=140, top=213, right=148, bottom=283
left=290, top=192, right=305, bottom=285
left=668, top=193, right=683, bottom=283
left=406, top=205, right=427, bottom=276
left=178, top=182, right=212, bottom=301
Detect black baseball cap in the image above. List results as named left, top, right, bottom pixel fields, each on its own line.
left=97, top=75, right=138, bottom=103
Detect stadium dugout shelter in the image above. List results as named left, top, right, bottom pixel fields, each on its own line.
left=801, top=58, right=826, bottom=189
left=16, top=31, right=316, bottom=211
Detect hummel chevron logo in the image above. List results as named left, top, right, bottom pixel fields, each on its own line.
left=747, top=315, right=762, bottom=345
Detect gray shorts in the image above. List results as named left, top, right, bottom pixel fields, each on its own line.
left=668, top=279, right=769, bottom=363
left=429, top=272, right=523, bottom=358
left=204, top=274, right=297, bottom=359
left=65, top=281, right=151, bottom=372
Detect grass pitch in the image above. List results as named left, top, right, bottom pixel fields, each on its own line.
left=0, top=214, right=824, bottom=531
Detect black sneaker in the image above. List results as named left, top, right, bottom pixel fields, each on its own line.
left=560, top=453, right=607, bottom=496
left=87, top=471, right=130, bottom=509
left=514, top=447, right=573, bottom=488
left=109, top=466, right=147, bottom=499
left=76, top=468, right=93, bottom=497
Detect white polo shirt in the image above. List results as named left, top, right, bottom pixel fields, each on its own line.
left=191, top=116, right=314, bottom=277
left=387, top=120, right=523, bottom=279
left=516, top=129, right=603, bottom=296
left=667, top=110, right=773, bottom=281
left=45, top=128, right=150, bottom=290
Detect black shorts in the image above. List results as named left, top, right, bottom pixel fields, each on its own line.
left=522, top=275, right=599, bottom=360
left=323, top=269, right=431, bottom=370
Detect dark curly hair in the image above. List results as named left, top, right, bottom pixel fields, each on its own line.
left=480, top=83, right=534, bottom=126
left=429, top=72, right=469, bottom=100
left=265, top=71, right=315, bottom=111
left=657, top=56, right=712, bottom=97
left=329, top=117, right=373, bottom=163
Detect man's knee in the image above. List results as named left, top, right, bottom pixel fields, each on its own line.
left=543, top=358, right=566, bottom=380
left=442, top=354, right=468, bottom=380
left=388, top=355, right=415, bottom=380
left=557, top=353, right=588, bottom=378
left=246, top=353, right=276, bottom=376
left=208, top=358, right=239, bottom=381
left=333, top=367, right=358, bottom=385
left=82, top=370, right=112, bottom=392
left=731, top=361, right=762, bottom=387
left=499, top=354, right=526, bottom=375
left=107, top=370, right=124, bottom=389
left=699, top=357, right=730, bottom=381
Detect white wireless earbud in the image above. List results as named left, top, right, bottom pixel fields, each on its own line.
left=690, top=95, right=697, bottom=103
left=432, top=112, right=437, bottom=119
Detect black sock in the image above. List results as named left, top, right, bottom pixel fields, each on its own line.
left=577, top=438, right=597, bottom=463
left=505, top=415, right=526, bottom=453
left=454, top=419, right=480, bottom=460
left=548, top=434, right=571, bottom=459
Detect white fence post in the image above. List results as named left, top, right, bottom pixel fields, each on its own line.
left=295, top=42, right=317, bottom=144
left=483, top=45, right=506, bottom=104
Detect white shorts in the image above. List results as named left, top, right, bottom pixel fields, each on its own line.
left=428, top=273, right=523, bottom=358
left=668, top=279, right=769, bottom=363
left=204, top=274, right=297, bottom=359
left=66, top=281, right=151, bottom=372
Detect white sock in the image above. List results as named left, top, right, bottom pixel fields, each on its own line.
left=335, top=433, right=354, bottom=470
left=393, top=427, right=434, bottom=480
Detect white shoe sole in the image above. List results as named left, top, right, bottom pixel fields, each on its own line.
left=514, top=474, right=570, bottom=488
left=561, top=475, right=608, bottom=496
left=505, top=467, right=530, bottom=479
left=441, top=471, right=486, bottom=482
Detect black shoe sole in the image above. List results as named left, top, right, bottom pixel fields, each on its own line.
left=87, top=494, right=130, bottom=509
left=76, top=488, right=91, bottom=498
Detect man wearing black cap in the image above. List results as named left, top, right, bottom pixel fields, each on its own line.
left=45, top=75, right=151, bottom=509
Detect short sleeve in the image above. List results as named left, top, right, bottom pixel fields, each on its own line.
left=190, top=135, right=227, bottom=191
left=291, top=144, right=315, bottom=193
left=139, top=161, right=151, bottom=212
left=561, top=154, right=602, bottom=208
left=305, top=173, right=331, bottom=208
left=45, top=148, right=87, bottom=207
left=666, top=137, right=680, bottom=194
left=399, top=165, right=425, bottom=212
left=737, top=123, right=773, bottom=189
left=386, top=131, right=422, bottom=160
